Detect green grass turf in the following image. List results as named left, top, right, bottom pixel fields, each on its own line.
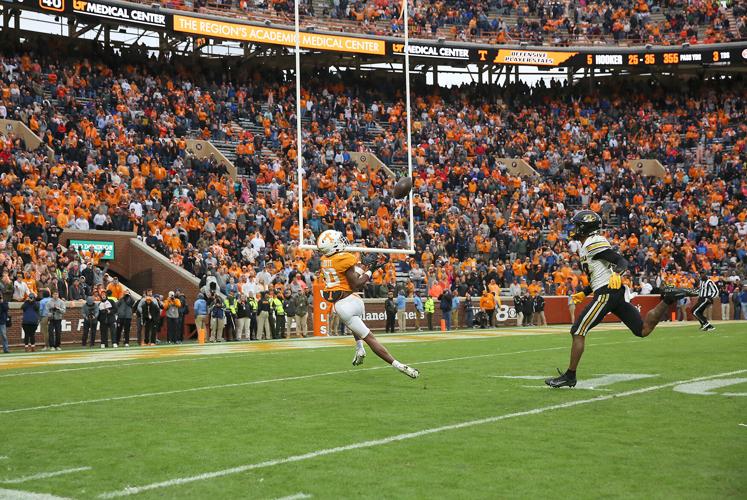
left=0, top=324, right=745, bottom=499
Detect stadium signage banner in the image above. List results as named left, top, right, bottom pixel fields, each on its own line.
left=172, top=15, right=386, bottom=55
left=71, top=0, right=166, bottom=27
left=69, top=239, right=115, bottom=260
left=390, top=42, right=470, bottom=60
left=474, top=49, right=578, bottom=66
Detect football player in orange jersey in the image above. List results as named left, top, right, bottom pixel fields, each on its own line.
left=317, top=230, right=419, bottom=379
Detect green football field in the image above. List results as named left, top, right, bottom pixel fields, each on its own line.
left=0, top=322, right=745, bottom=499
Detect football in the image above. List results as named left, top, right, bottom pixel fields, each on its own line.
left=393, top=176, right=413, bottom=199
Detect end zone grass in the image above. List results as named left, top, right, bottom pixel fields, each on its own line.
left=0, top=323, right=744, bottom=499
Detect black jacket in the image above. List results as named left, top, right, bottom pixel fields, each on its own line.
left=141, top=300, right=161, bottom=323
left=257, top=297, right=271, bottom=313
left=236, top=301, right=249, bottom=319
left=385, top=298, right=397, bottom=315
left=533, top=295, right=545, bottom=312
left=439, top=292, right=453, bottom=312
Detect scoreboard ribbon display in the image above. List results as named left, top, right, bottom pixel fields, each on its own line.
left=582, top=48, right=739, bottom=67
left=469, top=46, right=746, bottom=67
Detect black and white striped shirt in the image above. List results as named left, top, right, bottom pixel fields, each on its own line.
left=698, top=279, right=719, bottom=299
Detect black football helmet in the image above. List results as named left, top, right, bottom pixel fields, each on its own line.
left=570, top=210, right=602, bottom=240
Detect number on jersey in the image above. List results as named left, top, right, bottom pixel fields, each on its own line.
left=322, top=267, right=341, bottom=288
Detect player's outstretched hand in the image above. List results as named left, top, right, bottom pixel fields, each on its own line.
left=361, top=253, right=385, bottom=273
left=571, top=292, right=586, bottom=304
left=608, top=272, right=622, bottom=289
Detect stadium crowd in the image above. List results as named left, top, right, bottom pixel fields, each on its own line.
left=0, top=36, right=746, bottom=350
left=135, top=0, right=747, bottom=45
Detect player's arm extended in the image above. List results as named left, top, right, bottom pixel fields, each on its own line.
left=345, top=255, right=385, bottom=292
left=345, top=266, right=370, bottom=292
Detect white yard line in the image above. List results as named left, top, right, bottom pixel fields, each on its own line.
left=0, top=456, right=8, bottom=460
left=0, top=339, right=639, bottom=415
left=98, top=369, right=747, bottom=498
left=274, top=493, right=312, bottom=500
left=0, top=487, right=72, bottom=499
left=1, top=467, right=91, bottom=484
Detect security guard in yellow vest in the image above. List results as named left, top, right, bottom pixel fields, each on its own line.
left=223, top=291, right=238, bottom=341
left=424, top=296, right=435, bottom=331
left=271, top=292, right=286, bottom=339
left=247, top=294, right=258, bottom=340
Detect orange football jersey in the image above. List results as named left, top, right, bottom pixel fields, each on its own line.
left=320, top=252, right=358, bottom=292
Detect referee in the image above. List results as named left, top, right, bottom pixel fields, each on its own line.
left=692, top=272, right=718, bottom=332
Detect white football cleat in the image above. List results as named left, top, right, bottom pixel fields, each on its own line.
left=398, top=364, right=420, bottom=379
left=352, top=348, right=366, bottom=366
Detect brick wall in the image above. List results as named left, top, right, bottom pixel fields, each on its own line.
left=61, top=230, right=199, bottom=310
left=8, top=301, right=86, bottom=346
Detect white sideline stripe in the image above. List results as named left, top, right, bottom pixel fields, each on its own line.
left=274, top=493, right=311, bottom=500
left=98, top=369, right=747, bottom=498
left=0, top=329, right=537, bottom=377
left=0, top=352, right=273, bottom=379
left=0, top=339, right=638, bottom=415
left=1, top=467, right=91, bottom=484
left=0, top=487, right=72, bottom=499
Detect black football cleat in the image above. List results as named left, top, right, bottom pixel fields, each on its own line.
left=661, top=285, right=698, bottom=304
left=701, top=323, right=716, bottom=332
left=545, top=369, right=577, bottom=388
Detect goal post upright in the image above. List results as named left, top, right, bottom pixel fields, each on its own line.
left=403, top=0, right=416, bottom=255
left=294, top=0, right=416, bottom=256
left=294, top=0, right=304, bottom=250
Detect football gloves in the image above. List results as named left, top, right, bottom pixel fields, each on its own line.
left=608, top=272, right=622, bottom=290
left=571, top=292, right=586, bottom=304
left=361, top=253, right=385, bottom=273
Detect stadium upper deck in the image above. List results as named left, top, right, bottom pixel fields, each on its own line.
left=130, top=0, right=745, bottom=46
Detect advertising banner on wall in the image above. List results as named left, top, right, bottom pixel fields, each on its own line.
left=173, top=15, right=386, bottom=55
left=71, top=0, right=167, bottom=27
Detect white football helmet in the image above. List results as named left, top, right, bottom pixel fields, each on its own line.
left=317, top=230, right=348, bottom=256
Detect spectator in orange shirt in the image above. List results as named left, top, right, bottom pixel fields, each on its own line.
left=479, top=290, right=496, bottom=327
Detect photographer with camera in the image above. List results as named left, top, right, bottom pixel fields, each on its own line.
left=139, top=291, right=161, bottom=346
left=47, top=290, right=67, bottom=351
left=208, top=295, right=226, bottom=342
left=97, top=290, right=117, bottom=348
left=81, top=295, right=99, bottom=348
left=21, top=293, right=40, bottom=352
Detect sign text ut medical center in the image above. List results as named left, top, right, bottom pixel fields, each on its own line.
left=172, top=15, right=385, bottom=55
